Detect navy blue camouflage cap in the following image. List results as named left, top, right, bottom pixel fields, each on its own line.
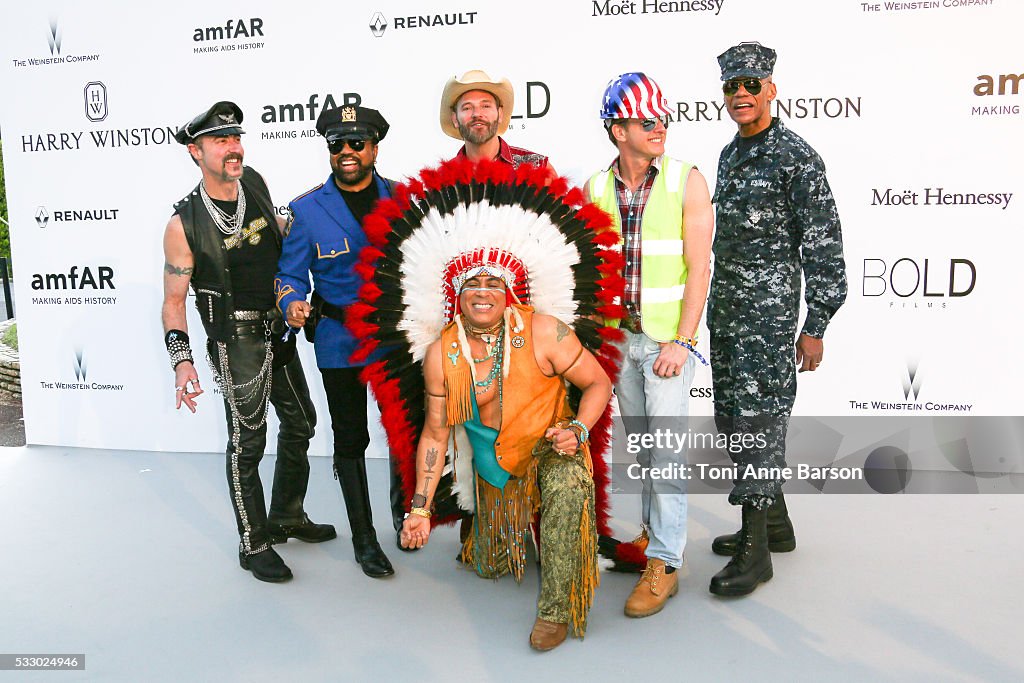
left=717, top=42, right=777, bottom=81
left=316, top=105, right=389, bottom=143
left=174, top=101, right=244, bottom=145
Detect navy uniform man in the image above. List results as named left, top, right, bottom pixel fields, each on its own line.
left=275, top=105, right=400, bottom=578
left=708, top=43, right=847, bottom=597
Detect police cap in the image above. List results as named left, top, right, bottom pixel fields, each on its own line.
left=316, top=105, right=389, bottom=143
left=174, top=101, right=245, bottom=145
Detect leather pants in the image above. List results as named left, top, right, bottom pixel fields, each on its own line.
left=210, top=322, right=316, bottom=554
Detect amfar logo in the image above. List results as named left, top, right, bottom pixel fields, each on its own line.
left=591, top=0, right=726, bottom=17
left=35, top=207, right=49, bottom=228
left=85, top=81, right=107, bottom=122
left=260, top=93, right=363, bottom=140
left=971, top=71, right=1022, bottom=117
left=192, top=18, right=265, bottom=53
left=368, top=10, right=477, bottom=36
left=30, top=266, right=115, bottom=291
left=674, top=97, right=861, bottom=123
left=902, top=361, right=921, bottom=401
left=861, top=258, right=976, bottom=307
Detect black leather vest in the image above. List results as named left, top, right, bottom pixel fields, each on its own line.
left=174, top=166, right=281, bottom=342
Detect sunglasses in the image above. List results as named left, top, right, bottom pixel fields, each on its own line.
left=723, top=79, right=764, bottom=96
left=640, top=116, right=670, bottom=131
left=328, top=138, right=370, bottom=154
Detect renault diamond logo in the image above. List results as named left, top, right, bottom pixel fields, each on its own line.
left=369, top=12, right=387, bottom=37
left=84, top=81, right=108, bottom=122
left=47, top=18, right=62, bottom=56
left=35, top=206, right=49, bottom=229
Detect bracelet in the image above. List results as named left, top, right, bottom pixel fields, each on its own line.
left=165, top=329, right=194, bottom=370
left=409, top=507, right=431, bottom=519
left=568, top=419, right=590, bottom=445
left=671, top=339, right=710, bottom=367
left=673, top=334, right=698, bottom=347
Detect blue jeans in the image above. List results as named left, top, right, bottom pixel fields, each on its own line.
left=615, top=331, right=696, bottom=568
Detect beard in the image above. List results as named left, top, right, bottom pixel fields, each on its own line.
left=457, top=117, right=499, bottom=145
left=215, top=153, right=244, bottom=182
left=331, top=155, right=373, bottom=188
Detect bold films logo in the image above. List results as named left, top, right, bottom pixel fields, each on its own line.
left=860, top=257, right=976, bottom=310
left=192, top=18, right=266, bottom=54
left=20, top=82, right=180, bottom=153
left=591, top=0, right=726, bottom=17
left=848, top=359, right=973, bottom=413
left=860, top=1, right=994, bottom=14
left=10, top=17, right=101, bottom=68
left=38, top=347, right=126, bottom=392
left=971, top=71, right=1022, bottom=118
left=367, top=10, right=478, bottom=37
left=29, top=265, right=118, bottom=307
left=870, top=187, right=1013, bottom=210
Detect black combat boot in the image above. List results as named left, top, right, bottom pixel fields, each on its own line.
left=709, top=504, right=773, bottom=597
left=267, top=514, right=337, bottom=544
left=239, top=547, right=293, bottom=583
left=712, top=492, right=796, bottom=556
left=336, top=459, right=395, bottom=578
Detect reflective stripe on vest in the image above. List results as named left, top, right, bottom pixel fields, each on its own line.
left=589, top=157, right=691, bottom=342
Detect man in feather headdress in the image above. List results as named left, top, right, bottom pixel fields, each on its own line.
left=347, top=158, right=627, bottom=651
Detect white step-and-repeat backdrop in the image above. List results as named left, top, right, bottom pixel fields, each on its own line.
left=2, top=0, right=1021, bottom=459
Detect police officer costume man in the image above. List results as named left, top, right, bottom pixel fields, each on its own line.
left=275, top=105, right=398, bottom=578
left=162, top=101, right=334, bottom=584
left=709, top=44, right=847, bottom=596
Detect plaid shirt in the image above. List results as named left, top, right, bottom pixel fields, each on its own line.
left=454, top=136, right=549, bottom=169
left=608, top=156, right=662, bottom=319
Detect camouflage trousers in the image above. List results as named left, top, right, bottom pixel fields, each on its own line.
left=710, top=333, right=797, bottom=509
left=535, top=445, right=597, bottom=631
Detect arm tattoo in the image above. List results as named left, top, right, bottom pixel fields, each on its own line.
left=420, top=477, right=432, bottom=497
left=556, top=319, right=570, bottom=342
left=425, top=447, right=438, bottom=473
left=411, top=494, right=427, bottom=508
left=165, top=262, right=194, bottom=276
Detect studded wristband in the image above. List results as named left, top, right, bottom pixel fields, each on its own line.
left=165, top=329, right=194, bottom=370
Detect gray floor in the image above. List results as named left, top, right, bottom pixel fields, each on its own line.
left=1, top=446, right=1021, bottom=683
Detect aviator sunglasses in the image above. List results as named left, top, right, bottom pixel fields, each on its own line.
left=722, top=78, right=764, bottom=96
left=328, top=138, right=370, bottom=154
left=640, top=116, right=670, bottom=131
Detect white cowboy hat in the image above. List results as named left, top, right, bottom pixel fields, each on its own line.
left=439, top=69, right=514, bottom=140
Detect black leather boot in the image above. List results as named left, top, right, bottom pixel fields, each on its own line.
left=336, top=459, right=395, bottom=578
left=712, top=492, right=796, bottom=556
left=267, top=514, right=337, bottom=544
left=239, top=547, right=293, bottom=583
left=709, top=504, right=773, bottom=597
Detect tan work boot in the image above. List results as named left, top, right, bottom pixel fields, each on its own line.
left=529, top=618, right=568, bottom=651
left=624, top=558, right=679, bottom=618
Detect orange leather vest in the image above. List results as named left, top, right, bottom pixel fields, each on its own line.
left=442, top=305, right=571, bottom=478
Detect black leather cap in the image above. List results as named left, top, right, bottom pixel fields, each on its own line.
left=315, top=105, right=389, bottom=143
left=174, top=101, right=245, bottom=145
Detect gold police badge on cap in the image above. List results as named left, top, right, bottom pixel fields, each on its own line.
left=341, top=107, right=357, bottom=122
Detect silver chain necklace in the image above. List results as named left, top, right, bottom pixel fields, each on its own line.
left=200, top=180, right=246, bottom=236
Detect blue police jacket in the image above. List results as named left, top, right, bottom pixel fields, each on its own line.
left=275, top=172, right=392, bottom=368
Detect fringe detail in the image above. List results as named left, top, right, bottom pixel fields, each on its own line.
left=445, top=318, right=475, bottom=426
left=501, top=308, right=513, bottom=380
left=462, top=462, right=540, bottom=582
left=568, top=497, right=599, bottom=638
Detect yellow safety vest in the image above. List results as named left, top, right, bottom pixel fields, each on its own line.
left=589, top=157, right=691, bottom=342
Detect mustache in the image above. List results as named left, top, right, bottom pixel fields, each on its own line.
left=223, top=153, right=243, bottom=163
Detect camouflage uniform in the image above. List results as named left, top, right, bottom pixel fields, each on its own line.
left=710, top=116, right=847, bottom=508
